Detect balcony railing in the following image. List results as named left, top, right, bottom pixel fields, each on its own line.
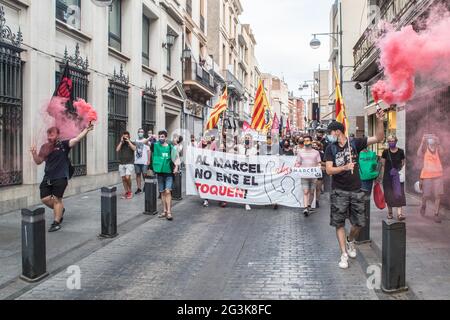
left=184, top=58, right=215, bottom=92
left=353, top=0, right=424, bottom=72
left=225, top=69, right=244, bottom=96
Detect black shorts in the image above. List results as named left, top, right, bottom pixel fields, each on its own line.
left=330, top=188, right=366, bottom=228
left=40, top=178, right=68, bottom=199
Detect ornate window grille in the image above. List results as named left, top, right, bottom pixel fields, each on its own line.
left=142, top=80, right=157, bottom=134
left=0, top=6, right=24, bottom=188
left=56, top=44, right=89, bottom=177
left=108, top=65, right=129, bottom=172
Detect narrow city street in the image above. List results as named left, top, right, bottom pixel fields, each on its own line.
left=7, top=189, right=380, bottom=300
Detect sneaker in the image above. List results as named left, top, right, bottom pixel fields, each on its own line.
left=135, top=189, right=142, bottom=195
left=220, top=202, right=227, bottom=208
left=48, top=221, right=62, bottom=233
left=121, top=193, right=128, bottom=199
left=338, top=253, right=349, bottom=269
left=420, top=206, right=426, bottom=217
left=303, top=208, right=309, bottom=217
left=346, top=238, right=357, bottom=258
left=245, top=205, right=252, bottom=211
left=203, top=200, right=209, bottom=207
left=434, top=215, right=442, bottom=224
left=126, top=192, right=133, bottom=200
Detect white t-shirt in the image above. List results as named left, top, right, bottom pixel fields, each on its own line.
left=134, top=139, right=150, bottom=165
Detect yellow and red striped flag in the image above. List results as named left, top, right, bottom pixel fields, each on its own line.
left=335, top=68, right=349, bottom=137
left=251, top=80, right=270, bottom=131
left=206, top=87, right=228, bottom=131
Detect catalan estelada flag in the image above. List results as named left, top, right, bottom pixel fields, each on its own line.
left=335, top=68, right=349, bottom=137
left=206, top=87, right=228, bottom=131
left=251, top=80, right=270, bottom=131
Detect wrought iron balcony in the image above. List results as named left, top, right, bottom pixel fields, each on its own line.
left=183, top=58, right=215, bottom=102
left=352, top=0, right=433, bottom=81
left=225, top=69, right=245, bottom=97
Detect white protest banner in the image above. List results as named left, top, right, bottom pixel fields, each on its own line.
left=185, top=147, right=322, bottom=207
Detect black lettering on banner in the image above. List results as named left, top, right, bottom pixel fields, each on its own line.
left=216, top=172, right=223, bottom=182
left=214, top=158, right=223, bottom=168
left=195, top=155, right=210, bottom=166
left=243, top=176, right=251, bottom=186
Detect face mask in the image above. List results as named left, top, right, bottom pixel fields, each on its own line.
left=159, top=139, right=165, bottom=144
left=428, top=139, right=435, bottom=146
left=245, top=140, right=250, bottom=146
left=388, top=142, right=397, bottom=149
left=327, top=135, right=337, bottom=143
left=305, top=143, right=312, bottom=148
left=138, top=133, right=144, bottom=139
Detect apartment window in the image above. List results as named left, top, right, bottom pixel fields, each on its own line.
left=108, top=82, right=129, bottom=172
left=55, top=65, right=89, bottom=177
left=166, top=45, right=172, bottom=74
left=142, top=92, right=156, bottom=135
left=223, top=3, right=226, bottom=24
left=0, top=35, right=23, bottom=187
left=56, top=0, right=81, bottom=29
left=142, top=15, right=150, bottom=66
left=109, top=0, right=122, bottom=51
left=186, top=0, right=192, bottom=16
left=222, top=45, right=226, bottom=69
left=200, top=0, right=205, bottom=32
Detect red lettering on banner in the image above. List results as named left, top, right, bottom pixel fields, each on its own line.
left=196, top=183, right=247, bottom=200
left=210, top=186, right=218, bottom=195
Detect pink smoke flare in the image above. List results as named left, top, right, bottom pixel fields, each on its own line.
left=371, top=6, right=450, bottom=104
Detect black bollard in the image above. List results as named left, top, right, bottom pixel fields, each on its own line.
left=356, top=196, right=371, bottom=244
left=172, top=172, right=183, bottom=201
left=381, top=220, right=408, bottom=293
left=99, top=187, right=118, bottom=238
left=143, top=176, right=158, bottom=215
left=20, top=208, right=49, bottom=283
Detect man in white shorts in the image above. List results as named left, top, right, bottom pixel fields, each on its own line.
left=116, top=131, right=136, bottom=199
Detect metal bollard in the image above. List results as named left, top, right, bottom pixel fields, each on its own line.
left=143, top=176, right=158, bottom=215
left=20, top=208, right=49, bottom=282
left=172, top=172, right=183, bottom=201
left=99, top=187, right=118, bottom=238
left=356, top=196, right=371, bottom=244
left=381, top=220, right=408, bottom=293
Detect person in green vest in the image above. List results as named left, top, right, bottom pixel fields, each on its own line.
left=150, top=130, right=179, bottom=221
left=359, top=147, right=380, bottom=195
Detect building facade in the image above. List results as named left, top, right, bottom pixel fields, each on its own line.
left=288, top=94, right=305, bottom=132
left=262, top=73, right=290, bottom=127
left=329, top=0, right=366, bottom=136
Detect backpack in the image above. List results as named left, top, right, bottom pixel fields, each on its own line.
left=359, top=150, right=379, bottom=181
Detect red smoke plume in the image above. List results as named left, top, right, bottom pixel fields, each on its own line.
left=371, top=6, right=450, bottom=104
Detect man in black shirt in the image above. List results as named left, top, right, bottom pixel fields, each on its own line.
left=325, top=109, right=384, bottom=269
left=31, top=125, right=93, bottom=232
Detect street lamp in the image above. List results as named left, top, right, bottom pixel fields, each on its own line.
left=310, top=36, right=321, bottom=50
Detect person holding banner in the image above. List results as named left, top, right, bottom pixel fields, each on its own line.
left=295, top=136, right=322, bottom=217
left=325, top=108, right=385, bottom=270
left=238, top=135, right=258, bottom=211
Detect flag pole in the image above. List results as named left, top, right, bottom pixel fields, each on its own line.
left=335, top=67, right=353, bottom=174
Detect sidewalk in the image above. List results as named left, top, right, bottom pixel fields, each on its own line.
left=367, top=192, right=450, bottom=299
left=0, top=182, right=161, bottom=298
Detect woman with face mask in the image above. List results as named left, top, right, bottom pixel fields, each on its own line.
left=378, top=135, right=406, bottom=221
left=417, top=134, right=444, bottom=223
left=281, top=139, right=294, bottom=156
